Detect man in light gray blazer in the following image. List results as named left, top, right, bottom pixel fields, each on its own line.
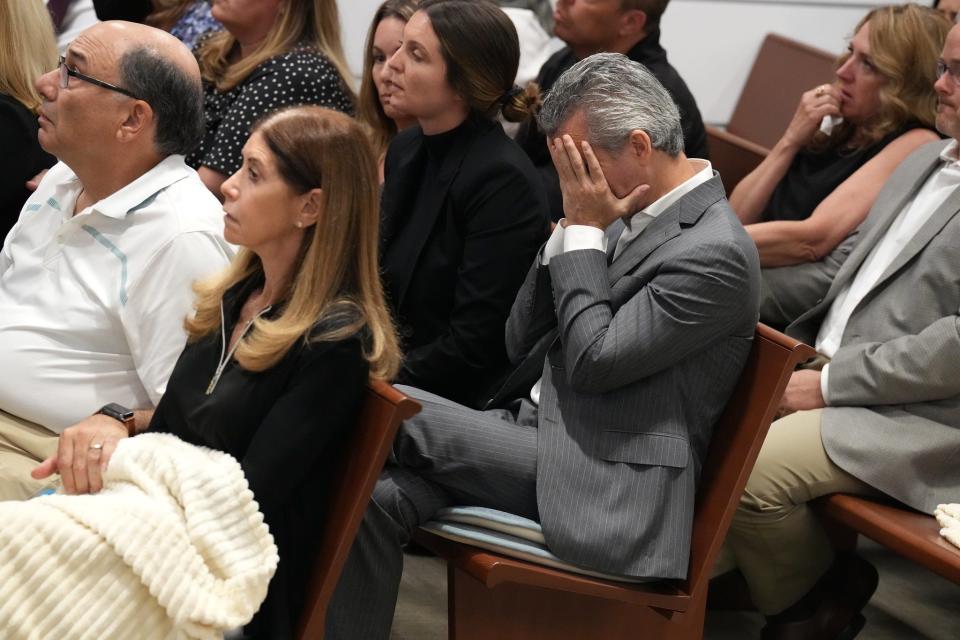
left=326, top=54, right=760, bottom=639
left=721, top=24, right=960, bottom=640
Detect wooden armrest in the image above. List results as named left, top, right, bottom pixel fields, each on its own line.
left=707, top=127, right=770, bottom=157
left=706, top=127, right=769, bottom=195
left=817, top=494, right=960, bottom=584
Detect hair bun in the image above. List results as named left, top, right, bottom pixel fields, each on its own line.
left=501, top=82, right=542, bottom=123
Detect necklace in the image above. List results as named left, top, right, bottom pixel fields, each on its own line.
left=205, top=300, right=272, bottom=395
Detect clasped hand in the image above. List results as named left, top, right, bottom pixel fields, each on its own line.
left=31, top=414, right=129, bottom=495
left=548, top=135, right=649, bottom=230
left=777, top=369, right=826, bottom=419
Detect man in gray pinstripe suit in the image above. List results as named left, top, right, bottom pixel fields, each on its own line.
left=718, top=23, right=960, bottom=640
left=326, top=54, right=760, bottom=639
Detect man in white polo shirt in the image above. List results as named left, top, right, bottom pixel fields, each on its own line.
left=0, top=21, right=231, bottom=500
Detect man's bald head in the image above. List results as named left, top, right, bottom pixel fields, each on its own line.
left=70, top=21, right=204, bottom=157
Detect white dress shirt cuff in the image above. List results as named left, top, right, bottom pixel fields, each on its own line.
left=820, top=364, right=831, bottom=405
left=562, top=224, right=606, bottom=254
left=539, top=221, right=566, bottom=266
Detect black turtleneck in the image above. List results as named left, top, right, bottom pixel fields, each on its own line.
left=385, top=117, right=472, bottom=263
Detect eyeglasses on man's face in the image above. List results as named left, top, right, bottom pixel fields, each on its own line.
left=57, top=55, right=140, bottom=100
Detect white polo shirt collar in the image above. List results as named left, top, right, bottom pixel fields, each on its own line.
left=61, top=155, right=194, bottom=220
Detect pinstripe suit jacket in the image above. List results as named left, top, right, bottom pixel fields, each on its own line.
left=492, top=175, right=760, bottom=579
left=762, top=139, right=960, bottom=514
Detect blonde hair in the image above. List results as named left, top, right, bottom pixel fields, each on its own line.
left=358, top=0, right=420, bottom=159
left=0, top=0, right=57, bottom=113
left=197, top=0, right=354, bottom=97
left=185, top=106, right=401, bottom=379
left=814, top=3, right=950, bottom=151
left=145, top=0, right=193, bottom=31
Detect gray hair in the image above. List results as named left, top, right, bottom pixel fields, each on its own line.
left=538, top=52, right=684, bottom=156
left=119, top=47, right=205, bottom=157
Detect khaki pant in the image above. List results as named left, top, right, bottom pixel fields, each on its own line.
left=715, top=409, right=880, bottom=614
left=0, top=411, right=59, bottom=501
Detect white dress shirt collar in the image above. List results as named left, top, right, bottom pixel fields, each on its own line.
left=635, top=158, right=713, bottom=222
left=613, top=159, right=712, bottom=260
left=939, top=139, right=960, bottom=165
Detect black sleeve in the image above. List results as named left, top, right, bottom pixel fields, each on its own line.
left=678, top=97, right=710, bottom=161
left=240, top=338, right=369, bottom=513
left=504, top=259, right=557, bottom=365
left=0, top=100, right=55, bottom=237
left=513, top=119, right=564, bottom=220
left=397, top=161, right=548, bottom=402
left=92, top=0, right=152, bottom=21
left=514, top=52, right=568, bottom=221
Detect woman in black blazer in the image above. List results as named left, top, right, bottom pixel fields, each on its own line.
left=380, top=0, right=549, bottom=408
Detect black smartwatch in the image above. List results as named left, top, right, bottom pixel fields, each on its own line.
left=97, top=403, right=136, bottom=436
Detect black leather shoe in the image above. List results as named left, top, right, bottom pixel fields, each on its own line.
left=761, top=553, right=878, bottom=640
left=708, top=569, right=756, bottom=611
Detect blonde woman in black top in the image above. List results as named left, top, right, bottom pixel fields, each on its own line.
left=732, top=4, right=949, bottom=267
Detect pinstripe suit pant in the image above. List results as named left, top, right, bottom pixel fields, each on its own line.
left=325, top=385, right=540, bottom=640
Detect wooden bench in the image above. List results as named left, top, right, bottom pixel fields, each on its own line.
left=817, top=494, right=960, bottom=585
left=707, top=127, right=768, bottom=194
left=297, top=381, right=421, bottom=640
left=415, top=325, right=815, bottom=639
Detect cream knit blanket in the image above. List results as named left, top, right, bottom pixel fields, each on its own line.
left=936, top=503, right=960, bottom=550
left=0, top=433, right=279, bottom=639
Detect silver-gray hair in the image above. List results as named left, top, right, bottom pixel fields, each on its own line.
left=538, top=52, right=684, bottom=156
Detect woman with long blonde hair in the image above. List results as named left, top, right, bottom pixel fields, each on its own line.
left=732, top=3, right=950, bottom=267
left=0, top=0, right=57, bottom=235
left=46, top=105, right=400, bottom=638
left=187, top=0, right=355, bottom=198
left=357, top=0, right=420, bottom=179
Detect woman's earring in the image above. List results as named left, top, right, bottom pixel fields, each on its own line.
left=296, top=221, right=303, bottom=228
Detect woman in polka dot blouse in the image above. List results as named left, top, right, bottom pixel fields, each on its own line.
left=187, top=0, right=355, bottom=198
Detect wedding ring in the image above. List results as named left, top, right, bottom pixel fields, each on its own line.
left=89, top=442, right=104, bottom=451
left=815, top=85, right=827, bottom=98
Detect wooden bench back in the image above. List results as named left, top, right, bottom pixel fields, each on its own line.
left=728, top=34, right=837, bottom=149
left=680, top=324, right=814, bottom=598
left=297, top=381, right=421, bottom=639
left=707, top=126, right=769, bottom=194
